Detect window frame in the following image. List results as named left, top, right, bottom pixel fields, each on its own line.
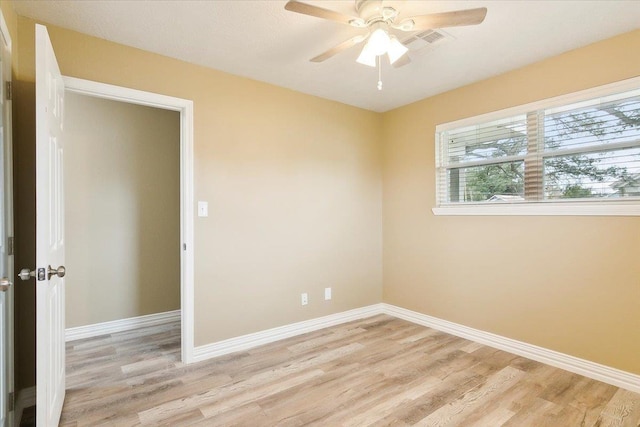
left=433, top=76, right=640, bottom=216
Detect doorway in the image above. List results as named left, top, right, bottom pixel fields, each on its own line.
left=20, top=25, right=194, bottom=425
left=63, top=77, right=195, bottom=363
left=64, top=92, right=180, bottom=337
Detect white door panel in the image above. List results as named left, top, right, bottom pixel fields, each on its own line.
left=35, top=24, right=65, bottom=427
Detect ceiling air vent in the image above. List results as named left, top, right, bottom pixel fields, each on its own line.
left=418, top=30, right=445, bottom=44
left=402, top=29, right=453, bottom=54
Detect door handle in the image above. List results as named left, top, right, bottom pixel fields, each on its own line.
left=19, top=267, right=63, bottom=281
left=18, top=268, right=36, bottom=281
left=47, top=265, right=66, bottom=280
left=0, top=277, right=11, bottom=292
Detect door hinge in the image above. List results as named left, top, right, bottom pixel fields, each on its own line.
left=7, top=236, right=13, bottom=255
left=5, top=81, right=11, bottom=101
left=8, top=391, right=14, bottom=411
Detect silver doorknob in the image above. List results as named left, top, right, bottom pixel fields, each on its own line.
left=0, top=277, right=11, bottom=292
left=18, top=268, right=36, bottom=281
left=47, top=265, right=66, bottom=280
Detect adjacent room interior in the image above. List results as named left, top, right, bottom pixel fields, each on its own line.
left=64, top=92, right=181, bottom=339
left=0, top=0, right=639, bottom=425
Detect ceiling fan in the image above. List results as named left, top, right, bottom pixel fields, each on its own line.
left=285, top=0, right=487, bottom=69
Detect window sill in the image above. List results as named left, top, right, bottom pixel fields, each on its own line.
left=432, top=202, right=640, bottom=216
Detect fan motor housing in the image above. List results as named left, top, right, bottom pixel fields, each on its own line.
left=355, top=0, right=385, bottom=20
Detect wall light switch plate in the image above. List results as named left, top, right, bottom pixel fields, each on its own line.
left=324, top=287, right=332, bottom=300
left=198, top=201, right=208, bottom=217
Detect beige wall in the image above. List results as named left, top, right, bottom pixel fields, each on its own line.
left=14, top=16, right=383, bottom=346
left=64, top=92, right=180, bottom=328
left=382, top=29, right=640, bottom=375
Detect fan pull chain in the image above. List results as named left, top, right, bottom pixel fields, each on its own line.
left=377, top=56, right=383, bottom=91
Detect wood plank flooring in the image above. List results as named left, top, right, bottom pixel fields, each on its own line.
left=60, top=315, right=640, bottom=426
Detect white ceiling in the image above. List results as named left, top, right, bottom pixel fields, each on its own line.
left=12, top=0, right=640, bottom=112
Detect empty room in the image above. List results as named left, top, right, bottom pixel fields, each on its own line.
left=0, top=0, right=639, bottom=426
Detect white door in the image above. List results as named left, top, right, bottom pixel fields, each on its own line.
left=0, top=13, right=14, bottom=427
left=35, top=24, right=66, bottom=427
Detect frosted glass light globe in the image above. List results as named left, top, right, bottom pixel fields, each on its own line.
left=368, top=28, right=391, bottom=56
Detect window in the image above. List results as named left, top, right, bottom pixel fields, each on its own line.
left=434, top=79, right=640, bottom=216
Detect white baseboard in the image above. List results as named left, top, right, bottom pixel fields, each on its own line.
left=192, top=304, right=384, bottom=362
left=84, top=303, right=639, bottom=394
left=15, top=386, right=36, bottom=426
left=65, top=310, right=181, bottom=342
left=382, top=303, right=640, bottom=394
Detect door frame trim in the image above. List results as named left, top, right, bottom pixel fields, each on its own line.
left=63, top=77, right=196, bottom=363
left=0, top=7, right=13, bottom=427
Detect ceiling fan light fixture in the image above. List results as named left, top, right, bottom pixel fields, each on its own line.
left=367, top=27, right=391, bottom=56
left=387, top=36, right=408, bottom=65
left=356, top=43, right=377, bottom=67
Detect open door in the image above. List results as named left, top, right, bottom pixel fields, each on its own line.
left=32, top=24, right=66, bottom=426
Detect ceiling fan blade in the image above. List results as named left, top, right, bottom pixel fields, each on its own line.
left=310, top=35, right=367, bottom=62
left=285, top=0, right=358, bottom=26
left=392, top=54, right=411, bottom=68
left=402, top=7, right=487, bottom=31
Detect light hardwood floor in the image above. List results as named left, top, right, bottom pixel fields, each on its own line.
left=60, top=315, right=640, bottom=426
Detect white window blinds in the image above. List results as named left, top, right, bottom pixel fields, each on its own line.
left=436, top=86, right=640, bottom=206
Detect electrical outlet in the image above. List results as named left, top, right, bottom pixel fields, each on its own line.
left=301, top=293, right=308, bottom=306
left=324, top=287, right=332, bottom=300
